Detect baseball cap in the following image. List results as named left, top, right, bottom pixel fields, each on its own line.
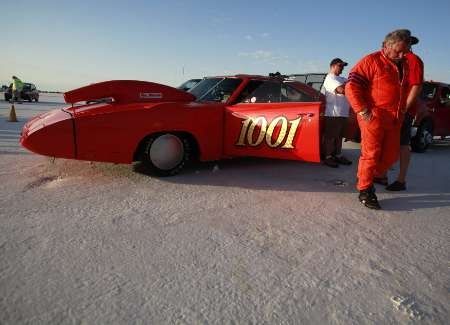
left=410, top=35, right=419, bottom=45
left=330, top=58, right=348, bottom=67
left=386, top=29, right=419, bottom=45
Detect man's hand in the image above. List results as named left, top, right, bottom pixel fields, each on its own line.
left=358, top=108, right=372, bottom=121
left=335, top=84, right=346, bottom=95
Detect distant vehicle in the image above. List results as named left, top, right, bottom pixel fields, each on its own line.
left=4, top=82, right=39, bottom=102
left=410, top=81, right=450, bottom=152
left=178, top=79, right=202, bottom=92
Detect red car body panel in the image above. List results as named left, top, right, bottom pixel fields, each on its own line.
left=21, top=109, right=75, bottom=159
left=64, top=80, right=195, bottom=104
left=21, top=78, right=324, bottom=167
left=426, top=82, right=450, bottom=136
left=63, top=101, right=225, bottom=163
left=224, top=102, right=321, bottom=162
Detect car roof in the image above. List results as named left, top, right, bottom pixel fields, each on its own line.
left=425, top=80, right=449, bottom=87
left=203, top=74, right=292, bottom=82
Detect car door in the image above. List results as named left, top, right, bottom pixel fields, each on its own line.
left=432, top=85, right=450, bottom=135
left=223, top=79, right=322, bottom=163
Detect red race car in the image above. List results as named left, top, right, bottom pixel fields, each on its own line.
left=20, top=75, right=325, bottom=176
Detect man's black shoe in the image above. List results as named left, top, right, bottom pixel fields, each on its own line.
left=334, top=155, right=352, bottom=165
left=386, top=181, right=406, bottom=191
left=323, top=156, right=339, bottom=168
left=359, top=186, right=381, bottom=210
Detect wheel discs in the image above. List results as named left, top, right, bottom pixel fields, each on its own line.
left=149, top=134, right=184, bottom=171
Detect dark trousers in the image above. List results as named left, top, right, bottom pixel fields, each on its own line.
left=11, top=90, right=22, bottom=103
left=322, top=116, right=348, bottom=157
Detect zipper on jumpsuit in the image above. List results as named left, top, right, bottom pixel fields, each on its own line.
left=381, top=51, right=405, bottom=121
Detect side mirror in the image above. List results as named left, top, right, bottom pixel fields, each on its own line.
left=440, top=98, right=450, bottom=105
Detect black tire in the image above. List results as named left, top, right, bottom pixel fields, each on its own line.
left=141, top=133, right=191, bottom=176
left=35, top=97, right=39, bottom=102
left=411, top=120, right=433, bottom=153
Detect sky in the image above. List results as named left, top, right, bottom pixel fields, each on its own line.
left=1, top=0, right=449, bottom=91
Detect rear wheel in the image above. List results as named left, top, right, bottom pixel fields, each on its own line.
left=411, top=120, right=433, bottom=153
left=142, top=133, right=191, bottom=176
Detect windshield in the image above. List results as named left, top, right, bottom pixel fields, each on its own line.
left=189, top=78, right=242, bottom=102
left=178, top=79, right=201, bottom=91
left=288, top=73, right=327, bottom=92
left=421, top=82, right=438, bottom=100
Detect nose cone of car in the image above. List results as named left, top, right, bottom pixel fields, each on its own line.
left=20, top=109, right=76, bottom=159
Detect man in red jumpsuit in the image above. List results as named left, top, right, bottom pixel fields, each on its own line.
left=384, top=35, right=424, bottom=191
left=345, top=29, right=413, bottom=209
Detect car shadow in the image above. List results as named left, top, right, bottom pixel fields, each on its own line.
left=135, top=148, right=359, bottom=194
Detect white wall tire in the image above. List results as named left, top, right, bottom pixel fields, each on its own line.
left=142, top=133, right=191, bottom=176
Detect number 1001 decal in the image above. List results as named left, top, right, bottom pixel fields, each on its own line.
left=235, top=116, right=302, bottom=149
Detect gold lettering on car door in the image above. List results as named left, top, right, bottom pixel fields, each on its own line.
left=235, top=116, right=302, bottom=148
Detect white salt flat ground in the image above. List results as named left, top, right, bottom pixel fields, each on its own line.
left=0, top=94, right=449, bottom=324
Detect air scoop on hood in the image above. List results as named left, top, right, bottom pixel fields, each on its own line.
left=64, top=80, right=196, bottom=104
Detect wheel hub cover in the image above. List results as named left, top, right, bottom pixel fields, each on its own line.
left=149, top=134, right=184, bottom=170
left=424, top=131, right=433, bottom=145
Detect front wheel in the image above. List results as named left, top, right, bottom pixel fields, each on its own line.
left=142, top=133, right=191, bottom=176
left=411, top=120, right=433, bottom=153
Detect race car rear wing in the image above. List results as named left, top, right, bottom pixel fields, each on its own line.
left=64, top=80, right=196, bottom=104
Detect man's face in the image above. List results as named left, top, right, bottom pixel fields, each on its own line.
left=384, top=40, right=409, bottom=61
left=332, top=63, right=345, bottom=75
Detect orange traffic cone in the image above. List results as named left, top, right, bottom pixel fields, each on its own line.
left=8, top=104, right=18, bottom=122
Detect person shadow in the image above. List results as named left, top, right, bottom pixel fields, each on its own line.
left=379, top=193, right=450, bottom=211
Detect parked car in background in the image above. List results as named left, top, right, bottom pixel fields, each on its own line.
left=178, top=78, right=202, bottom=92
left=4, top=82, right=39, bottom=102
left=410, top=81, right=450, bottom=152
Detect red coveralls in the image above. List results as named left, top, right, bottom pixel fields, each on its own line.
left=345, top=51, right=408, bottom=191
left=405, top=52, right=424, bottom=116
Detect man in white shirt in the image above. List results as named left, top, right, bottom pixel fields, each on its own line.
left=321, top=58, right=352, bottom=168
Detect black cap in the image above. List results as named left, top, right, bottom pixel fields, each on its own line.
left=410, top=36, right=419, bottom=45
left=330, top=58, right=348, bottom=67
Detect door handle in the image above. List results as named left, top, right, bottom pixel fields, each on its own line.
left=298, top=113, right=314, bottom=118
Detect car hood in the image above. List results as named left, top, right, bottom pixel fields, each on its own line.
left=64, top=80, right=196, bottom=105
